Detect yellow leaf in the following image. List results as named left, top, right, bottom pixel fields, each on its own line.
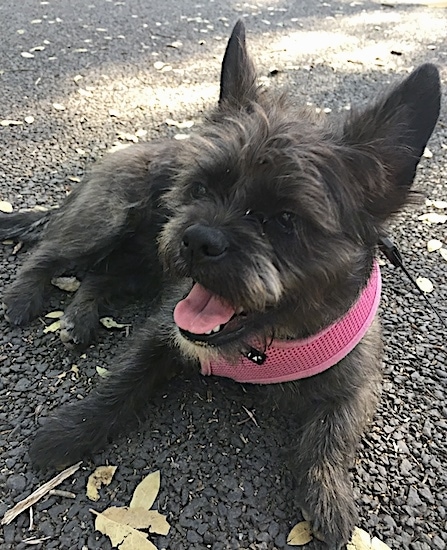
left=416, top=277, right=434, bottom=293
left=96, top=366, right=111, bottom=378
left=347, top=527, right=372, bottom=549
left=45, top=310, right=64, bottom=319
left=371, top=536, right=392, bottom=549
left=0, top=201, right=13, bottom=213
left=102, top=506, right=170, bottom=535
left=418, top=212, right=447, bottom=224
left=43, top=321, right=61, bottom=334
left=427, top=239, right=443, bottom=252
left=51, top=276, right=80, bottom=292
left=129, top=471, right=160, bottom=510
left=100, top=317, right=131, bottom=329
left=93, top=511, right=157, bottom=550
left=86, top=465, right=117, bottom=502
left=287, top=521, right=313, bottom=546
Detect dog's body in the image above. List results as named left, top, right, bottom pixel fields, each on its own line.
left=0, top=21, right=440, bottom=549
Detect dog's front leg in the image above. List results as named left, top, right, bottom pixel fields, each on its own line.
left=29, top=315, right=189, bottom=470
left=283, top=325, right=382, bottom=549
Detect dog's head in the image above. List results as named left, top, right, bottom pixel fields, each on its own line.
left=159, top=21, right=440, bottom=362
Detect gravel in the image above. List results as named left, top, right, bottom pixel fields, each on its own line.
left=0, top=0, right=446, bottom=549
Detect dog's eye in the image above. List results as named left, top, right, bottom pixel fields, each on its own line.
left=274, top=212, right=296, bottom=233
left=190, top=182, right=208, bottom=199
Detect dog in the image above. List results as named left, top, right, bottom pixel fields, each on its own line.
left=0, top=21, right=440, bottom=549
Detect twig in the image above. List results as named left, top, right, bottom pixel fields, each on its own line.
left=1, top=462, right=82, bottom=525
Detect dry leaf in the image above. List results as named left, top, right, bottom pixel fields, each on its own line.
left=165, top=118, right=194, bottom=129
left=100, top=317, right=131, bottom=329
left=439, top=248, right=447, bottom=262
left=427, top=239, right=443, bottom=252
left=418, top=213, right=447, bottom=224
left=93, top=511, right=157, bottom=550
left=0, top=120, right=23, bottom=127
left=347, top=527, right=372, bottom=549
left=43, top=321, right=61, bottom=334
left=371, top=536, right=392, bottom=549
left=96, top=366, right=111, bottom=378
left=287, top=521, right=313, bottom=546
left=416, top=277, right=434, bottom=293
left=45, top=310, right=64, bottom=319
left=51, top=276, right=81, bottom=292
left=86, top=465, right=117, bottom=502
left=0, top=201, right=13, bottom=213
left=102, top=506, right=170, bottom=535
left=129, top=471, right=160, bottom=510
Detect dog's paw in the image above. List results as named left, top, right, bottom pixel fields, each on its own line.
left=59, top=308, right=98, bottom=348
left=3, top=286, right=44, bottom=326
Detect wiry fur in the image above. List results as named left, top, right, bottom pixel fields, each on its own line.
left=0, top=20, right=440, bottom=549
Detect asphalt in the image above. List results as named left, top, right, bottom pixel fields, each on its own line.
left=0, top=1, right=446, bottom=549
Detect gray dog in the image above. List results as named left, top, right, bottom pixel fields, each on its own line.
left=0, top=21, right=440, bottom=549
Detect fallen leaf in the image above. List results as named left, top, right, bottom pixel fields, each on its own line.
left=45, top=310, right=64, bottom=319
left=416, top=277, right=434, bottom=293
left=1, top=120, right=23, bottom=127
left=129, top=471, right=160, bottom=510
left=100, top=317, right=131, bottom=329
left=287, top=521, right=313, bottom=545
left=51, top=276, right=81, bottom=292
left=347, top=527, right=372, bottom=549
left=439, top=248, right=447, bottom=262
left=0, top=201, right=13, bottom=213
left=427, top=239, right=443, bottom=252
left=371, top=536, right=392, bottom=549
left=418, top=212, right=447, bottom=224
left=93, top=511, right=157, bottom=550
left=86, top=465, right=117, bottom=502
left=43, top=321, right=61, bottom=334
left=102, top=506, right=170, bottom=535
left=165, top=118, right=194, bottom=129
left=96, top=366, right=111, bottom=378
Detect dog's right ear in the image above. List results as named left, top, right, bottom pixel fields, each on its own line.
left=219, top=20, right=258, bottom=108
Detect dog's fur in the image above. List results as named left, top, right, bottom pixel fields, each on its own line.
left=0, top=21, right=440, bottom=549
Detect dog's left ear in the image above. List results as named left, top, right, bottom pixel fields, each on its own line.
left=342, top=64, right=441, bottom=220
left=219, top=20, right=258, bottom=108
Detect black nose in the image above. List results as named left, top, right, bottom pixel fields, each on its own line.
left=182, top=224, right=229, bottom=262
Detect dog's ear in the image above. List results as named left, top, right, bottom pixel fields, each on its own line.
left=342, top=64, right=440, bottom=220
left=219, top=20, right=257, bottom=108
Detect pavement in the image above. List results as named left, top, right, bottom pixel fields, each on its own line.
left=0, top=0, right=446, bottom=549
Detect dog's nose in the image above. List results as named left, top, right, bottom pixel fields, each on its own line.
left=182, top=224, right=229, bottom=261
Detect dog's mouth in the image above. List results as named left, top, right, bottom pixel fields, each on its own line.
left=173, top=283, right=246, bottom=346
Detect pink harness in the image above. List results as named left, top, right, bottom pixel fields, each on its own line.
left=201, top=262, right=381, bottom=384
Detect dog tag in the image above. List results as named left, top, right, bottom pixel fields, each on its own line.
left=243, top=347, right=267, bottom=365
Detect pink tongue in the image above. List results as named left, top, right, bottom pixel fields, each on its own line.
left=173, top=283, right=235, bottom=334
